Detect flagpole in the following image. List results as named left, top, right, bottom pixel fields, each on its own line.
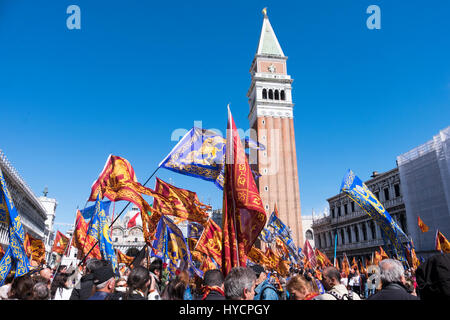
left=77, top=166, right=160, bottom=267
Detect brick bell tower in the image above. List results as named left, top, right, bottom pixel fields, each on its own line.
left=247, top=9, right=303, bottom=248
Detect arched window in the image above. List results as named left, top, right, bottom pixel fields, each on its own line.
left=262, top=89, right=267, bottom=99
left=371, top=221, right=377, bottom=239
left=274, top=90, right=280, bottom=100
left=280, top=90, right=285, bottom=100
left=347, top=227, right=352, bottom=243
left=341, top=229, right=345, bottom=245
left=354, top=225, right=359, bottom=242
left=268, top=89, right=274, bottom=99
left=362, top=223, right=367, bottom=241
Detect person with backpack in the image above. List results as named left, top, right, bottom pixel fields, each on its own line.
left=250, top=264, right=279, bottom=300
left=314, top=266, right=361, bottom=300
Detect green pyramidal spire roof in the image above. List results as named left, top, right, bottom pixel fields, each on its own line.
left=256, top=13, right=285, bottom=57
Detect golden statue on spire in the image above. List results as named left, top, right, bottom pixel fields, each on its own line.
left=262, top=7, right=267, bottom=16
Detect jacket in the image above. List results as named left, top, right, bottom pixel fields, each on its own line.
left=254, top=279, right=279, bottom=300
left=314, top=284, right=362, bottom=300
left=367, top=282, right=419, bottom=300
left=69, top=274, right=94, bottom=300
left=416, top=253, right=450, bottom=300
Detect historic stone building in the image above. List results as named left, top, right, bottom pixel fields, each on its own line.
left=111, top=205, right=146, bottom=255
left=247, top=11, right=303, bottom=247
left=0, top=150, right=48, bottom=247
left=312, top=168, right=409, bottom=264
left=397, top=126, right=450, bottom=257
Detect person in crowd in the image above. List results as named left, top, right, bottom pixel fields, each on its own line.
left=123, top=266, right=151, bottom=300
left=8, top=274, right=35, bottom=300
left=416, top=253, right=450, bottom=300
left=149, top=258, right=163, bottom=293
left=32, top=281, right=50, bottom=300
left=340, top=271, right=348, bottom=289
left=359, top=270, right=368, bottom=299
left=224, top=266, right=257, bottom=300
left=349, top=268, right=361, bottom=295
left=161, top=277, right=186, bottom=300
left=200, top=269, right=225, bottom=300
left=287, top=274, right=319, bottom=300
left=114, top=277, right=128, bottom=294
left=367, top=259, right=419, bottom=300
left=51, top=273, right=73, bottom=300
left=70, top=258, right=103, bottom=300
left=314, top=266, right=361, bottom=300
left=87, top=261, right=118, bottom=300
left=250, top=264, right=279, bottom=300
left=0, top=273, right=15, bottom=300
left=39, top=265, right=53, bottom=282
left=176, top=270, right=193, bottom=300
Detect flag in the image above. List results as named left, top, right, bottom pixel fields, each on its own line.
left=247, top=246, right=271, bottom=268
left=87, top=154, right=167, bottom=243
left=221, top=107, right=267, bottom=275
left=341, top=170, right=408, bottom=262
left=52, top=231, right=69, bottom=255
left=258, top=227, right=274, bottom=243
left=417, top=216, right=429, bottom=233
left=117, top=250, right=134, bottom=266
left=187, top=222, right=204, bottom=239
left=0, top=246, right=4, bottom=261
left=199, top=255, right=219, bottom=273
left=302, top=239, right=316, bottom=268
left=91, top=195, right=118, bottom=274
left=24, top=233, right=46, bottom=265
left=342, top=253, right=350, bottom=277
left=243, top=137, right=266, bottom=151
left=152, top=177, right=210, bottom=225
left=127, top=211, right=140, bottom=229
left=80, top=200, right=112, bottom=220
left=405, top=241, right=420, bottom=270
left=379, top=246, right=389, bottom=260
left=268, top=211, right=299, bottom=260
left=435, top=230, right=450, bottom=253
left=334, top=258, right=340, bottom=271
left=156, top=216, right=203, bottom=278
left=195, top=218, right=223, bottom=267
left=0, top=167, right=31, bottom=285
left=315, top=248, right=332, bottom=268
left=158, top=127, right=226, bottom=189
left=71, top=210, right=102, bottom=260
left=373, top=250, right=382, bottom=266
left=351, top=257, right=358, bottom=271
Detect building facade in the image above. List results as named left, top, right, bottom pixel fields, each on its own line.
left=0, top=150, right=48, bottom=247
left=247, top=11, right=303, bottom=247
left=111, top=206, right=146, bottom=255
left=312, top=168, right=409, bottom=264
left=397, top=126, right=450, bottom=257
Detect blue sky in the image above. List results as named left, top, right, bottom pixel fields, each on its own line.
left=0, top=0, right=449, bottom=234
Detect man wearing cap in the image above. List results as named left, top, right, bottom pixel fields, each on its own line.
left=250, top=264, right=279, bottom=300
left=88, top=261, right=119, bottom=300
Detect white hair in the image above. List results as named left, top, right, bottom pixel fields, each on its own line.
left=379, top=259, right=405, bottom=284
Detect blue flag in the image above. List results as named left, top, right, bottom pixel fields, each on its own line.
left=258, top=227, right=274, bottom=243
left=156, top=216, right=203, bottom=278
left=80, top=200, right=112, bottom=220
left=243, top=137, right=266, bottom=151
left=0, top=168, right=31, bottom=285
left=187, top=221, right=204, bottom=239
left=91, top=195, right=118, bottom=274
left=340, top=169, right=408, bottom=262
left=159, top=127, right=226, bottom=189
left=267, top=212, right=299, bottom=260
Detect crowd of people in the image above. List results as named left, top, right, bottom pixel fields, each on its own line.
left=0, top=253, right=448, bottom=300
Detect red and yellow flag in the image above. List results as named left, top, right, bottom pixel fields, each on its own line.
left=351, top=257, right=358, bottom=271
left=247, top=246, right=271, bottom=268
left=195, top=218, right=223, bottom=267
left=88, top=155, right=164, bottom=243
left=342, top=253, right=350, bottom=277
left=435, top=230, right=450, bottom=253
left=0, top=245, right=4, bottom=261
left=52, top=231, right=69, bottom=255
left=199, top=255, right=218, bottom=273
left=221, top=107, right=267, bottom=275
left=24, top=233, right=46, bottom=264
left=417, top=216, right=429, bottom=233
left=71, top=210, right=102, bottom=260
left=152, top=178, right=210, bottom=225
left=117, top=250, right=134, bottom=265
left=315, top=248, right=332, bottom=268
left=373, top=250, right=382, bottom=265
left=379, top=246, right=389, bottom=260
left=334, top=258, right=340, bottom=271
